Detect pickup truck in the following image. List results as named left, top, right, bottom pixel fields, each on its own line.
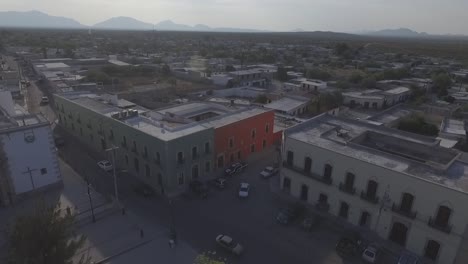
left=224, top=161, right=248, bottom=176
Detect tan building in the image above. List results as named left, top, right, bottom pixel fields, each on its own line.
left=280, top=114, right=468, bottom=264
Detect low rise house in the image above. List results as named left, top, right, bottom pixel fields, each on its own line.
left=343, top=87, right=410, bottom=109
left=264, top=95, right=310, bottom=116
left=0, top=91, right=62, bottom=206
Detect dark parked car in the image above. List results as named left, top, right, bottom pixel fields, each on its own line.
left=189, top=180, right=208, bottom=197
left=133, top=184, right=155, bottom=198
left=210, top=177, right=227, bottom=189
left=301, top=215, right=321, bottom=232
left=276, top=203, right=305, bottom=225
left=224, top=162, right=248, bottom=176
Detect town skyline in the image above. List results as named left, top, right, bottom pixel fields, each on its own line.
left=1, top=0, right=468, bottom=35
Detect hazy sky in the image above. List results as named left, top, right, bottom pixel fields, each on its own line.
left=1, top=0, right=468, bottom=34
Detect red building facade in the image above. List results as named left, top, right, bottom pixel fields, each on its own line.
left=214, top=109, right=275, bottom=168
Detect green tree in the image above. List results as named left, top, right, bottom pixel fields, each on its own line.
left=225, top=65, right=236, bottom=72
left=255, top=94, right=269, bottom=104
left=306, top=68, right=331, bottom=81
left=161, top=64, right=171, bottom=76
left=85, top=70, right=111, bottom=84
left=276, top=67, right=288, bottom=82
left=7, top=202, right=88, bottom=264
left=194, top=253, right=225, bottom=264
left=361, top=76, right=376, bottom=88
left=432, top=72, right=452, bottom=93
left=334, top=43, right=349, bottom=56
left=348, top=72, right=363, bottom=84
left=398, top=114, right=439, bottom=136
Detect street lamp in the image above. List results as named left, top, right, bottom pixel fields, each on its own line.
left=105, top=145, right=119, bottom=203
left=85, top=177, right=96, bottom=223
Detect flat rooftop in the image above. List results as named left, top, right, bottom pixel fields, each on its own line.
left=285, top=114, right=468, bottom=193
left=343, top=90, right=385, bottom=100
left=0, top=106, right=48, bottom=131
left=57, top=92, right=269, bottom=141
left=264, top=96, right=309, bottom=113
left=384, top=86, right=410, bottom=95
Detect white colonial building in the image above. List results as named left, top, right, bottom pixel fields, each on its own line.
left=280, top=114, right=468, bottom=264
left=0, top=91, right=61, bottom=206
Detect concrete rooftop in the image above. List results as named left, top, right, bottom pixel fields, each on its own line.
left=286, top=114, right=468, bottom=193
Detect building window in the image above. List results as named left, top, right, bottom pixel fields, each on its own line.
left=250, top=144, right=255, bottom=153
left=155, top=152, right=161, bottom=164
left=192, top=146, right=198, bottom=159
left=177, top=152, right=184, bottom=164
left=434, top=205, right=451, bottom=228
left=265, top=123, right=270, bottom=133
left=134, top=158, right=139, bottom=172
left=424, top=240, right=441, bottom=261
left=178, top=173, right=184, bottom=185
left=229, top=138, right=234, bottom=149
left=343, top=172, right=355, bottom=192
left=300, top=185, right=308, bottom=201
left=282, top=177, right=291, bottom=193
left=125, top=155, right=129, bottom=165
left=262, top=139, right=266, bottom=149
left=132, top=140, right=137, bottom=153
left=145, top=164, right=150, bottom=178
left=122, top=136, right=127, bottom=148
left=339, top=202, right=349, bottom=219
left=217, top=155, right=224, bottom=168
left=400, top=193, right=415, bottom=213
left=237, top=151, right=241, bottom=160
left=205, top=161, right=210, bottom=173
left=286, top=151, right=294, bottom=166
left=109, top=129, right=114, bottom=140
left=144, top=146, right=148, bottom=158
left=359, top=211, right=371, bottom=227
left=365, top=180, right=378, bottom=199
left=40, top=168, right=47, bottom=175
left=323, top=164, right=333, bottom=180
left=158, top=173, right=162, bottom=186
left=251, top=129, right=256, bottom=139
left=192, top=165, right=199, bottom=179
left=204, top=142, right=210, bottom=154
left=304, top=157, right=312, bottom=174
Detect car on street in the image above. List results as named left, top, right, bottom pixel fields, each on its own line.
left=276, top=203, right=305, bottom=225
left=301, top=215, right=321, bottom=232
left=40, top=96, right=49, bottom=105
left=224, top=161, right=248, bottom=176
left=133, top=183, right=155, bottom=198
left=259, top=166, right=278, bottom=178
left=97, top=160, right=113, bottom=172
left=362, top=245, right=379, bottom=263
left=189, top=180, right=208, bottom=198
left=335, top=237, right=358, bottom=258
left=210, top=177, right=227, bottom=189
left=215, top=234, right=243, bottom=255
left=397, top=251, right=420, bottom=264
left=238, top=182, right=250, bottom=198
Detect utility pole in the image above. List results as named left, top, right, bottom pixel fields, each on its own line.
left=374, top=185, right=391, bottom=232
left=22, top=167, right=37, bottom=190
left=86, top=177, right=96, bottom=223
left=105, top=145, right=119, bottom=203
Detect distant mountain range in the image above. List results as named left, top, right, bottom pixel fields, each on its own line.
left=0, top=10, right=265, bottom=32
left=363, top=28, right=468, bottom=39
left=0, top=10, right=85, bottom=29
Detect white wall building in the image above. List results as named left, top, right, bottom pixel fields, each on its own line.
left=0, top=91, right=61, bottom=206
left=342, top=87, right=411, bottom=110
left=280, top=114, right=468, bottom=264
left=283, top=78, right=327, bottom=93
left=264, top=95, right=310, bottom=116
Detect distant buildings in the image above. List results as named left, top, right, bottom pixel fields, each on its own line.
left=280, top=114, right=468, bottom=263
left=0, top=91, right=62, bottom=206
left=343, top=87, right=411, bottom=109
left=53, top=92, right=275, bottom=196
left=283, top=78, right=327, bottom=93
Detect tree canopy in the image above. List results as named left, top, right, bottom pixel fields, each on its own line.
left=398, top=114, right=439, bottom=136
left=7, top=202, right=88, bottom=264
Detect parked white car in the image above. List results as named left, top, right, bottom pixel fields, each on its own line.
left=238, top=182, right=250, bottom=198
left=97, top=160, right=113, bottom=172
left=260, top=166, right=278, bottom=178
left=362, top=245, right=379, bottom=263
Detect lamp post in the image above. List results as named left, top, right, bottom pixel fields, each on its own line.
left=105, top=145, right=119, bottom=203
left=374, top=185, right=391, bottom=232
left=86, top=177, right=96, bottom=223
